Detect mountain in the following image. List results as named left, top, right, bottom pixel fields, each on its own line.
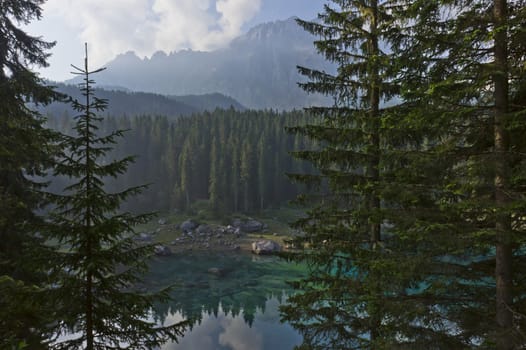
left=38, top=83, right=245, bottom=119
left=66, top=18, right=334, bottom=110
left=168, top=93, right=245, bottom=112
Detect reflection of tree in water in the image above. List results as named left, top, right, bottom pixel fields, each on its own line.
left=142, top=252, right=305, bottom=328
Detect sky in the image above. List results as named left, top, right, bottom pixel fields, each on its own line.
left=26, top=0, right=326, bottom=82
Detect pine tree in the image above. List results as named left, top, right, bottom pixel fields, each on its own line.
left=240, top=139, right=254, bottom=212
left=281, top=1, right=420, bottom=348
left=257, top=132, right=270, bottom=210
left=179, top=139, right=193, bottom=211
left=392, top=0, right=526, bottom=347
left=48, top=45, right=187, bottom=350
left=285, top=0, right=526, bottom=348
left=280, top=0, right=477, bottom=347
left=209, top=135, right=223, bottom=214
left=0, top=0, right=60, bottom=347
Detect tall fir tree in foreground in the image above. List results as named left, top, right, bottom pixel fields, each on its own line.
left=284, top=0, right=526, bottom=348
left=0, top=0, right=60, bottom=347
left=393, top=0, right=526, bottom=347
left=49, top=45, right=187, bottom=350
left=280, top=1, right=443, bottom=348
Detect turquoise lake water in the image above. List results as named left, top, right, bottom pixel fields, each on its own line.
left=145, top=251, right=306, bottom=350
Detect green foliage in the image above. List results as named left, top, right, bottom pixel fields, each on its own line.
left=0, top=0, right=61, bottom=346
left=392, top=1, right=526, bottom=347
left=0, top=276, right=53, bottom=350
left=46, top=109, right=317, bottom=215
left=285, top=0, right=526, bottom=349
left=47, top=46, right=187, bottom=349
left=282, top=1, right=427, bottom=348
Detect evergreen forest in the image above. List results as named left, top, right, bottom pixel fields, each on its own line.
left=1, top=0, right=526, bottom=349
left=45, top=109, right=317, bottom=215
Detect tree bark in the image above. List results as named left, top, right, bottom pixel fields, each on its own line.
left=493, top=0, right=513, bottom=348
left=368, top=1, right=382, bottom=346
left=84, top=45, right=95, bottom=350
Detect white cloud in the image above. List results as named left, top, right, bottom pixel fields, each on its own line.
left=218, top=316, right=263, bottom=350
left=41, top=0, right=262, bottom=67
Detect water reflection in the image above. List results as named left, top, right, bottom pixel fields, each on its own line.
left=144, top=252, right=305, bottom=350
left=160, top=298, right=302, bottom=350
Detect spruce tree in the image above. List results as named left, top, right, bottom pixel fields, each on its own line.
left=285, top=0, right=526, bottom=348
left=393, top=0, right=526, bottom=347
left=48, top=45, right=186, bottom=350
left=0, top=0, right=60, bottom=347
left=280, top=1, right=433, bottom=348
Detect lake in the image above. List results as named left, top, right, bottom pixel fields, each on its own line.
left=144, top=251, right=306, bottom=350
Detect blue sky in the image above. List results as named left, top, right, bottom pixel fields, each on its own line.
left=27, top=0, right=326, bottom=81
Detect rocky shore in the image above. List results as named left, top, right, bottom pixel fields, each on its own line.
left=134, top=218, right=286, bottom=256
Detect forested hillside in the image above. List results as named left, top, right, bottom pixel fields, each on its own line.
left=37, top=83, right=245, bottom=119
left=46, top=109, right=317, bottom=215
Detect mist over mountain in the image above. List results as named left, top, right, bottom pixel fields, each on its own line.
left=38, top=83, right=245, bottom=119
left=65, top=18, right=334, bottom=110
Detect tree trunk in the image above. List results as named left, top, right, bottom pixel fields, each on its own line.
left=368, top=1, right=382, bottom=347
left=493, top=0, right=513, bottom=348
left=84, top=46, right=95, bottom=350
left=369, top=1, right=381, bottom=246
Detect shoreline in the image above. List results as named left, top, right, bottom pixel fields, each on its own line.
left=145, top=222, right=292, bottom=256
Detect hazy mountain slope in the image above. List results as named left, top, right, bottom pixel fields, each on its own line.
left=169, top=93, right=245, bottom=112
left=66, top=18, right=334, bottom=110
left=38, top=83, right=245, bottom=118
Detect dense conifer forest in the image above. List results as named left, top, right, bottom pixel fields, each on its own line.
left=2, top=0, right=526, bottom=349
left=46, top=109, right=317, bottom=215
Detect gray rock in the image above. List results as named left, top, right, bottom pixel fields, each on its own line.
left=241, top=219, right=264, bottom=233
left=180, top=219, right=198, bottom=232
left=232, top=219, right=242, bottom=227
left=251, top=239, right=281, bottom=255
left=154, top=244, right=172, bottom=256
left=158, top=218, right=167, bottom=225
left=196, top=224, right=211, bottom=234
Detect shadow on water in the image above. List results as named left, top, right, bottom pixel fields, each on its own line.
left=143, top=251, right=306, bottom=350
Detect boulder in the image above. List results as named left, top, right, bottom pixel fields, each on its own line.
left=196, top=224, right=211, bottom=235
left=158, top=218, right=167, bottom=225
left=154, top=244, right=172, bottom=256
left=241, top=219, right=264, bottom=233
left=251, top=239, right=281, bottom=255
left=180, top=219, right=198, bottom=232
